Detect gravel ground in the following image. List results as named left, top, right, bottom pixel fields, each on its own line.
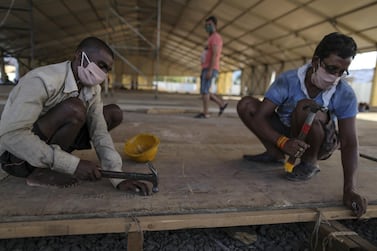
left=0, top=219, right=376, bottom=251
left=342, top=218, right=377, bottom=246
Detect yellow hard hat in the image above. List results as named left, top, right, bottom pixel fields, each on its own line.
left=124, top=133, right=160, bottom=162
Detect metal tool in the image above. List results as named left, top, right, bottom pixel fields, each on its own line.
left=285, top=104, right=328, bottom=173
left=100, top=162, right=159, bottom=193
left=359, top=153, right=377, bottom=162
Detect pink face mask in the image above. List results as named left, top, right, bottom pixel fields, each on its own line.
left=311, top=62, right=341, bottom=90
left=77, top=51, right=107, bottom=86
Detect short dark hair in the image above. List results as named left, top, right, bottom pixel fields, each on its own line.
left=76, top=37, right=114, bottom=59
left=206, top=16, right=217, bottom=26
left=313, top=32, right=357, bottom=60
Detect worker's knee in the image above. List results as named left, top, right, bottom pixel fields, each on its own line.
left=104, top=104, right=123, bottom=130
left=295, top=99, right=315, bottom=113
left=237, top=96, right=259, bottom=117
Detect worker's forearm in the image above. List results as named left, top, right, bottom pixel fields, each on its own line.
left=253, top=114, right=283, bottom=146
left=88, top=94, right=124, bottom=188
left=341, top=144, right=358, bottom=193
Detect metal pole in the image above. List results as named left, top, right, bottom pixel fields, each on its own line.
left=370, top=49, right=377, bottom=106
left=0, top=50, right=5, bottom=83
left=29, top=0, right=34, bottom=68
left=109, top=7, right=155, bottom=49
left=154, top=0, right=161, bottom=99
left=104, top=1, right=110, bottom=96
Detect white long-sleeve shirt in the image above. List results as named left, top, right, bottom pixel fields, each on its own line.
left=0, top=61, right=124, bottom=187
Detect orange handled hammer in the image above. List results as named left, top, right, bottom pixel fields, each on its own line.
left=284, top=104, right=328, bottom=173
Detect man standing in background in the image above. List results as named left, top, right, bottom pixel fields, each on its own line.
left=195, top=16, right=228, bottom=118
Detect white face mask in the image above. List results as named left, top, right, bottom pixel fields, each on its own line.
left=77, top=51, right=107, bottom=86
left=311, top=63, right=341, bottom=90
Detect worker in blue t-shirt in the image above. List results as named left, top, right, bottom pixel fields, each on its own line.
left=237, top=32, right=367, bottom=217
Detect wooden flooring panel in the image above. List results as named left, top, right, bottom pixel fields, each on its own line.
left=0, top=89, right=376, bottom=240
left=0, top=111, right=376, bottom=225
left=1, top=142, right=376, bottom=222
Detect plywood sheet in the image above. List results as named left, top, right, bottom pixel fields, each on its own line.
left=0, top=141, right=377, bottom=221
left=1, top=112, right=376, bottom=223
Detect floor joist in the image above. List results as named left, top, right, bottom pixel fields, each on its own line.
left=309, top=220, right=377, bottom=251
left=1, top=205, right=377, bottom=239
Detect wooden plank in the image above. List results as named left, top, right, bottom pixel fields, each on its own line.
left=1, top=115, right=377, bottom=230
left=127, top=232, right=144, bottom=251
left=1, top=206, right=377, bottom=239
left=330, top=221, right=377, bottom=251
left=0, top=218, right=134, bottom=239
left=134, top=206, right=377, bottom=232
left=309, top=221, right=377, bottom=251
left=315, top=223, right=362, bottom=251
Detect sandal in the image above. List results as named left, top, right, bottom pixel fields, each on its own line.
left=286, top=162, right=320, bottom=181
left=194, top=113, right=210, bottom=119
left=243, top=152, right=285, bottom=164
left=218, top=103, right=228, bottom=116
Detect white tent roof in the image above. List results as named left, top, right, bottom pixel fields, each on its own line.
left=1, top=0, right=377, bottom=75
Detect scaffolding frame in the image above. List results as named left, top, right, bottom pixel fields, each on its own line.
left=105, top=0, right=161, bottom=98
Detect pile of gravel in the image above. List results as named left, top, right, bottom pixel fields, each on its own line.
left=0, top=223, right=311, bottom=251
left=144, top=223, right=311, bottom=251
left=0, top=219, right=376, bottom=251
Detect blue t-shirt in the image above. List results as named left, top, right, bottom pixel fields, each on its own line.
left=265, top=66, right=358, bottom=127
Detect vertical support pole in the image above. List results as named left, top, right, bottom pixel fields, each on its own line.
left=29, top=0, right=34, bottom=69
left=127, top=231, right=144, bottom=251
left=113, top=59, right=117, bottom=90
left=104, top=1, right=110, bottom=97
left=250, top=65, right=255, bottom=95
left=277, top=61, right=285, bottom=76
left=0, top=50, right=5, bottom=83
left=263, top=64, right=269, bottom=92
left=240, top=69, right=245, bottom=96
left=370, top=53, right=377, bottom=106
left=154, top=0, right=161, bottom=100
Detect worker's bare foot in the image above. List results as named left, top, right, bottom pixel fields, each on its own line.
left=26, top=168, right=78, bottom=188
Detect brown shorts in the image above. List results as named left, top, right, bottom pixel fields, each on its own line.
left=318, top=118, right=339, bottom=160
left=67, top=124, right=92, bottom=152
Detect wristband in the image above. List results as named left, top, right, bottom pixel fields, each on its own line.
left=276, top=135, right=289, bottom=149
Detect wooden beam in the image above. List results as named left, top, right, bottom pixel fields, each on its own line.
left=0, top=206, right=377, bottom=239
left=309, top=221, right=377, bottom=251
left=127, top=231, right=144, bottom=251
left=331, top=221, right=377, bottom=251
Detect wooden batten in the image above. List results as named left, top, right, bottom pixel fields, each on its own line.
left=1, top=206, right=377, bottom=239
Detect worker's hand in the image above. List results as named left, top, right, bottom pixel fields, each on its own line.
left=117, top=180, right=151, bottom=196
left=343, top=190, right=368, bottom=218
left=283, top=138, right=310, bottom=158
left=74, top=160, right=102, bottom=181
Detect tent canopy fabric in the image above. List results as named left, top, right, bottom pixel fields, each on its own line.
left=1, top=0, right=377, bottom=75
